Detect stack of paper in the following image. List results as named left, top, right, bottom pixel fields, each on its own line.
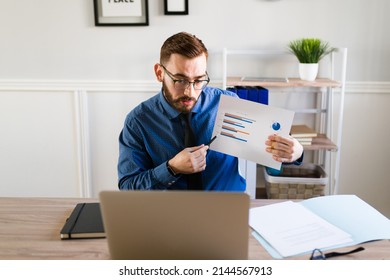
left=249, top=195, right=390, bottom=258
left=290, top=125, right=318, bottom=146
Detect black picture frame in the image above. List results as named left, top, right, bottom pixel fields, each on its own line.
left=94, top=0, right=149, bottom=26
left=164, top=0, right=188, bottom=15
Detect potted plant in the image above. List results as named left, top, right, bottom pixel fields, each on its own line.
left=287, top=38, right=335, bottom=81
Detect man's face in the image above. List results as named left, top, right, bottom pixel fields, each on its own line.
left=156, top=53, right=208, bottom=113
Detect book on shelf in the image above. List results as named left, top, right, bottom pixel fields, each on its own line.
left=290, top=124, right=318, bottom=138
left=226, top=86, right=268, bottom=105
left=249, top=195, right=390, bottom=258
left=297, top=139, right=312, bottom=146
left=295, top=137, right=313, bottom=142
left=60, top=202, right=105, bottom=239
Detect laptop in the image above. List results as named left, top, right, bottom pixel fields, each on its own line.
left=99, top=190, right=249, bottom=260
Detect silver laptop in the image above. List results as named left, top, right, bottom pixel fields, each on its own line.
left=99, top=190, right=249, bottom=260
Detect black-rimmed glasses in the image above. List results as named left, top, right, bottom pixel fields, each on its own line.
left=310, top=246, right=365, bottom=260
left=160, top=64, right=210, bottom=91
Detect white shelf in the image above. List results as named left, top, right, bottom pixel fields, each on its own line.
left=222, top=48, right=348, bottom=197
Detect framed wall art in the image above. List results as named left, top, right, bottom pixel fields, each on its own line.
left=164, top=0, right=188, bottom=15
left=94, top=0, right=149, bottom=26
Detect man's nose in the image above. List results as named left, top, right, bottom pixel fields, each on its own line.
left=183, top=83, right=196, bottom=97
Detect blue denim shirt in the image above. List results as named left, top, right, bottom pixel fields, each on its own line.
left=118, top=87, right=246, bottom=191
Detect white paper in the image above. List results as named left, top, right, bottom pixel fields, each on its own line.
left=102, top=0, right=142, bottom=17
left=167, top=0, right=185, bottom=12
left=249, top=201, right=353, bottom=257
left=210, top=95, right=294, bottom=169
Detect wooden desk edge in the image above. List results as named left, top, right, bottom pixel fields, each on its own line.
left=0, top=197, right=388, bottom=260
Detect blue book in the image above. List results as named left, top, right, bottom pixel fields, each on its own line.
left=226, top=87, right=237, bottom=94
left=247, top=87, right=260, bottom=103
left=257, top=86, right=269, bottom=105
left=235, top=86, right=248, bottom=100
left=247, top=86, right=269, bottom=105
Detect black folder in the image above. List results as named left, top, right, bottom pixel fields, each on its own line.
left=60, top=203, right=105, bottom=239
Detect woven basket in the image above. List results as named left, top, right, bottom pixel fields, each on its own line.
left=263, top=163, right=327, bottom=199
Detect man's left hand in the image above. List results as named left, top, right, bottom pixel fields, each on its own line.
left=265, top=134, right=303, bottom=163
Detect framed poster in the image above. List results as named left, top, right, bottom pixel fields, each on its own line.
left=164, top=0, right=188, bottom=15
left=94, top=0, right=149, bottom=26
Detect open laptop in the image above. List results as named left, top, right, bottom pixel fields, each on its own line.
left=99, top=190, right=249, bottom=260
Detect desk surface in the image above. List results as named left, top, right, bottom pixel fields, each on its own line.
left=0, top=197, right=388, bottom=260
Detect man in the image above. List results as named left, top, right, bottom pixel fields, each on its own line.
left=118, top=32, right=303, bottom=191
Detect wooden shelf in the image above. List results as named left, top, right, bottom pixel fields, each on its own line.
left=302, top=134, right=338, bottom=151
left=227, top=77, right=341, bottom=88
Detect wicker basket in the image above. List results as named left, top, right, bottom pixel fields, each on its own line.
left=263, top=163, right=327, bottom=199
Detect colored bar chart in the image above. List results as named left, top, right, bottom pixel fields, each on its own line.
left=221, top=113, right=255, bottom=142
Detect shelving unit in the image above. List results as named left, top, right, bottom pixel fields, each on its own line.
left=222, top=48, right=347, bottom=199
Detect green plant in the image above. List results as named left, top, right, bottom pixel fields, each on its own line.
left=287, top=38, right=335, bottom=63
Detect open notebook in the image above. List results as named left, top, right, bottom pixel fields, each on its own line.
left=249, top=195, right=390, bottom=258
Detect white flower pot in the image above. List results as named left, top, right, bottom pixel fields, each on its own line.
left=299, top=63, right=319, bottom=81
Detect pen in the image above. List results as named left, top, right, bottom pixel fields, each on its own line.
left=206, top=135, right=217, bottom=146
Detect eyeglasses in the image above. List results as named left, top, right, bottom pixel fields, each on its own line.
left=310, top=246, right=364, bottom=260
left=160, top=64, right=210, bottom=91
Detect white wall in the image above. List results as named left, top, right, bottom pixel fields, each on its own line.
left=339, top=87, right=390, bottom=217
left=1, top=0, right=389, bottom=81
left=0, top=90, right=81, bottom=197
left=0, top=0, right=389, bottom=216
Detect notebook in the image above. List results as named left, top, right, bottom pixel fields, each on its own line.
left=60, top=202, right=105, bottom=239
left=99, top=190, right=250, bottom=260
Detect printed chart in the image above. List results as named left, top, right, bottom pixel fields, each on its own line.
left=220, top=113, right=255, bottom=142
left=211, top=95, right=295, bottom=169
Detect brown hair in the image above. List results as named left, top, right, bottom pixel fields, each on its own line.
left=160, top=32, right=208, bottom=64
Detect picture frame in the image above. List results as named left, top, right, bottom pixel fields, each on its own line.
left=164, top=0, right=188, bottom=15
left=93, top=0, right=149, bottom=26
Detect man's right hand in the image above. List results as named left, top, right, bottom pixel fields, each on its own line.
left=168, top=145, right=209, bottom=174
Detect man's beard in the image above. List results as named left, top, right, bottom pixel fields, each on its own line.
left=162, top=82, right=197, bottom=113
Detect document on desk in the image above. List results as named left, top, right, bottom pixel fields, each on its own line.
left=249, top=195, right=390, bottom=258
left=210, top=95, right=294, bottom=169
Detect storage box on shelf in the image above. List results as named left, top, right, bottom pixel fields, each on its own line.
left=263, top=163, right=327, bottom=199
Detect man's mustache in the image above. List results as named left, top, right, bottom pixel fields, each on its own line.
left=175, top=96, right=196, bottom=102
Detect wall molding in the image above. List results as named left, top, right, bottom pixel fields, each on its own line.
left=345, top=81, right=390, bottom=94
left=0, top=79, right=160, bottom=92
left=0, top=79, right=389, bottom=94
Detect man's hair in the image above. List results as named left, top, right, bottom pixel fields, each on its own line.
left=160, top=32, right=208, bottom=64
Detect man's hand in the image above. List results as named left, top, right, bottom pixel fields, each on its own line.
left=168, top=145, right=209, bottom=174
left=265, top=134, right=303, bottom=163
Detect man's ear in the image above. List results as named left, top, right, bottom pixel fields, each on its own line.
left=154, top=64, right=164, bottom=82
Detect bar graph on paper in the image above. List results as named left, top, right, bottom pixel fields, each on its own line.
left=210, top=94, right=295, bottom=169
left=220, top=113, right=255, bottom=142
